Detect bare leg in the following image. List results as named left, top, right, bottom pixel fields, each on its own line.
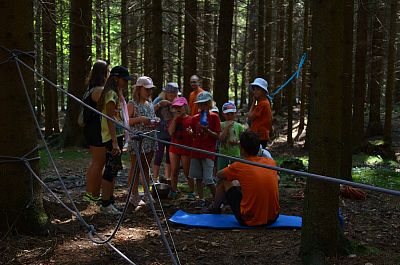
left=181, top=155, right=194, bottom=192
left=152, top=164, right=161, bottom=182
left=169, top=152, right=180, bottom=192
left=207, top=184, right=216, bottom=199
left=196, top=179, right=204, bottom=199
left=86, top=146, right=106, bottom=197
left=212, top=179, right=233, bottom=208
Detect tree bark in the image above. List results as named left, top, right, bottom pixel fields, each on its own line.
left=257, top=0, right=265, bottom=76
left=366, top=2, right=384, bottom=137
left=42, top=0, right=59, bottom=137
left=300, top=0, right=349, bottom=262
left=144, top=0, right=152, bottom=76
left=273, top=0, right=285, bottom=113
left=0, top=0, right=48, bottom=234
left=95, top=0, right=102, bottom=59
left=201, top=0, right=212, bottom=91
left=183, top=0, right=198, bottom=98
left=61, top=0, right=92, bottom=146
left=264, top=0, right=272, bottom=77
left=121, top=0, right=128, bottom=67
left=384, top=0, right=398, bottom=144
left=286, top=0, right=294, bottom=146
left=213, top=0, right=234, bottom=110
left=151, top=0, right=163, bottom=96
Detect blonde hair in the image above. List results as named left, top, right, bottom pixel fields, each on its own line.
left=132, top=85, right=152, bottom=103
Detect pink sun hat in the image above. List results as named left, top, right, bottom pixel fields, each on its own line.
left=171, top=97, right=188, bottom=107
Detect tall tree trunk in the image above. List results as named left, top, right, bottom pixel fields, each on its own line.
left=62, top=0, right=92, bottom=146
left=102, top=0, right=107, bottom=57
left=257, top=0, right=265, bottom=76
left=121, top=0, right=128, bottom=67
left=95, top=0, right=102, bottom=59
left=34, top=4, right=43, bottom=123
left=0, top=0, right=48, bottom=234
left=352, top=0, right=369, bottom=150
left=384, top=0, right=398, bottom=144
left=42, top=0, right=59, bottom=137
left=151, top=0, right=163, bottom=95
left=58, top=0, right=66, bottom=112
left=183, top=0, right=198, bottom=98
left=366, top=2, right=384, bottom=137
left=128, top=0, right=137, bottom=78
left=300, top=0, right=349, bottom=262
left=233, top=4, right=239, bottom=106
left=202, top=0, right=212, bottom=91
left=296, top=0, right=309, bottom=140
left=106, top=0, right=111, bottom=61
left=264, top=0, right=272, bottom=77
left=144, top=0, right=152, bottom=76
left=286, top=0, right=293, bottom=146
left=273, top=0, right=285, bottom=113
left=213, top=0, right=234, bottom=110
left=240, top=0, right=250, bottom=110
left=177, top=1, right=183, bottom=88
left=341, top=0, right=354, bottom=180
left=248, top=0, right=257, bottom=82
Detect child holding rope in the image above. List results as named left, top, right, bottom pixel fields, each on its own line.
left=189, top=91, right=221, bottom=207
left=127, top=76, right=158, bottom=207
left=248, top=78, right=272, bottom=148
left=168, top=97, right=195, bottom=200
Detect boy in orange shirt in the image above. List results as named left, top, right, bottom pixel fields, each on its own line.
left=248, top=77, right=272, bottom=148
left=205, top=130, right=280, bottom=226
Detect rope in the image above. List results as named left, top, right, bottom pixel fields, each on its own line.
left=267, top=53, right=307, bottom=101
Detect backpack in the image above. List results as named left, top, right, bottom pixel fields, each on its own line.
left=77, top=86, right=97, bottom=127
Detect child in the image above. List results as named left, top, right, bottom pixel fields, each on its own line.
left=127, top=76, right=158, bottom=207
left=152, top=82, right=180, bottom=183
left=189, top=91, right=221, bottom=207
left=98, top=66, right=131, bottom=215
left=168, top=97, right=195, bottom=199
left=248, top=78, right=272, bottom=148
left=218, top=102, right=245, bottom=171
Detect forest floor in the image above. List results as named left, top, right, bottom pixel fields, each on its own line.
left=1, top=111, right=400, bottom=265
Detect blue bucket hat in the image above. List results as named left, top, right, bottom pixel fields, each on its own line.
left=249, top=78, right=269, bottom=94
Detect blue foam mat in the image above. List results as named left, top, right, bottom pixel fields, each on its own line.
left=169, top=210, right=302, bottom=229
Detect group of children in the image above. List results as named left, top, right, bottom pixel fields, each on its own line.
left=83, top=62, right=273, bottom=214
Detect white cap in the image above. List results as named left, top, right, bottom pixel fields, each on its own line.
left=134, top=76, right=156, bottom=88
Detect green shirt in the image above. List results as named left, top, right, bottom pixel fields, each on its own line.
left=219, top=121, right=244, bottom=157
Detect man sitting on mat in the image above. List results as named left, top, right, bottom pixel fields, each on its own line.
left=204, top=130, right=280, bottom=226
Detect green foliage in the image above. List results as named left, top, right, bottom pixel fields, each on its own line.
left=348, top=240, right=381, bottom=255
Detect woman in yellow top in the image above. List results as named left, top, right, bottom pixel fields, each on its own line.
left=97, top=66, right=131, bottom=215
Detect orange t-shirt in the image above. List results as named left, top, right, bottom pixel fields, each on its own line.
left=249, top=98, right=272, bottom=141
left=188, top=87, right=204, bottom=116
left=223, top=156, right=280, bottom=226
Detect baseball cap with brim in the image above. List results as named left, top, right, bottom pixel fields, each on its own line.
left=222, top=102, right=237, bottom=114
left=249, top=77, right=269, bottom=93
left=134, top=76, right=156, bottom=88
left=194, top=91, right=213, bottom=103
left=110, top=66, right=132, bottom=80
left=171, top=97, right=188, bottom=107
left=163, top=82, right=180, bottom=93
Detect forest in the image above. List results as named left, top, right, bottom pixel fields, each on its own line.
left=0, top=0, right=400, bottom=264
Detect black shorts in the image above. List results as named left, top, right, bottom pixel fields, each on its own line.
left=83, top=118, right=104, bottom=147
left=226, top=186, right=244, bottom=225
left=226, top=186, right=279, bottom=226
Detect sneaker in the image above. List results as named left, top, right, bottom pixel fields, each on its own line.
left=186, top=192, right=196, bottom=201
left=83, top=192, right=101, bottom=203
left=129, top=194, right=145, bottom=207
left=202, top=203, right=221, bottom=214
left=100, top=204, right=121, bottom=215
left=143, top=194, right=156, bottom=204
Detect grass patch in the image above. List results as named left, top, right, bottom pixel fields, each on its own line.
left=39, top=148, right=90, bottom=170
left=349, top=240, right=381, bottom=256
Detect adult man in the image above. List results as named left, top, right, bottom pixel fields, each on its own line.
left=205, top=130, right=280, bottom=226
left=188, top=75, right=204, bottom=116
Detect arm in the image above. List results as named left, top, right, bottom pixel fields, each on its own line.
left=105, top=101, right=120, bottom=155
left=128, top=102, right=149, bottom=125
left=168, top=116, right=178, bottom=136
left=247, top=99, right=257, bottom=120
left=219, top=122, right=232, bottom=141
left=216, top=169, right=227, bottom=181
left=91, top=86, right=103, bottom=102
